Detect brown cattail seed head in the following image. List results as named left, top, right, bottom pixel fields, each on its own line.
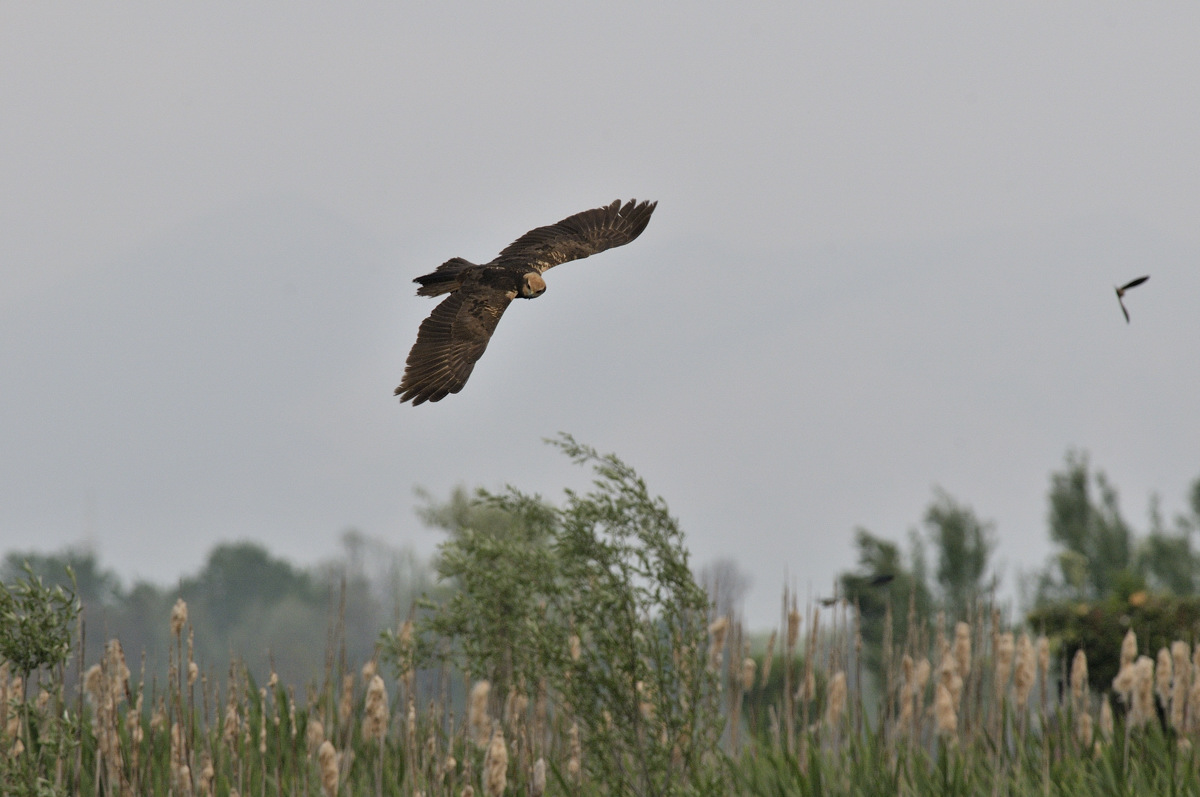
left=362, top=674, right=389, bottom=741
left=566, top=722, right=581, bottom=781
left=1013, top=633, right=1036, bottom=707
left=170, top=598, right=188, bottom=636
left=1113, top=657, right=1136, bottom=701
left=825, top=671, right=847, bottom=728
left=761, top=630, right=777, bottom=687
left=306, top=719, right=325, bottom=754
left=939, top=649, right=963, bottom=709
left=1120, top=629, right=1138, bottom=668
left=1131, top=655, right=1155, bottom=727
left=1171, top=640, right=1191, bottom=731
left=786, top=609, right=802, bottom=650
left=317, top=740, right=340, bottom=797
left=914, top=657, right=931, bottom=694
left=531, top=757, right=546, bottom=797
left=708, top=617, right=729, bottom=670
left=741, top=658, right=756, bottom=691
left=1156, top=647, right=1173, bottom=710
left=898, top=655, right=915, bottom=731
left=483, top=728, right=508, bottom=797
left=469, top=680, right=492, bottom=748
left=84, top=664, right=103, bottom=700
left=953, top=622, right=971, bottom=680
left=934, top=682, right=957, bottom=737
left=1099, top=696, right=1114, bottom=740
left=994, top=632, right=1015, bottom=701
left=1070, top=649, right=1088, bottom=709
left=1077, top=711, right=1093, bottom=748
left=338, top=674, right=354, bottom=727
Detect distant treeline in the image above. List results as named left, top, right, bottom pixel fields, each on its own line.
left=5, top=448, right=1200, bottom=695
left=0, top=530, right=438, bottom=689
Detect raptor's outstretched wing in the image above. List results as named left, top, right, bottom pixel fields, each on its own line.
left=494, top=199, right=657, bottom=273
left=395, top=285, right=514, bottom=405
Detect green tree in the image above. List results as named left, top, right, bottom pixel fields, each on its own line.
left=1041, top=450, right=1141, bottom=602
left=2, top=547, right=121, bottom=608
left=399, top=434, right=723, bottom=796
left=181, top=541, right=320, bottom=635
left=418, top=487, right=558, bottom=693
left=923, top=488, right=996, bottom=617
left=839, top=528, right=933, bottom=679
left=1137, top=495, right=1197, bottom=595
left=0, top=563, right=82, bottom=795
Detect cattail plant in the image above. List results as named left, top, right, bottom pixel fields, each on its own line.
left=935, top=649, right=962, bottom=739
left=1171, top=640, right=1190, bottom=732
left=993, top=632, right=1014, bottom=707
left=934, top=681, right=958, bottom=739
left=825, top=671, right=847, bottom=730
left=483, top=727, right=508, bottom=797
left=1155, top=647, right=1172, bottom=713
left=317, top=739, right=340, bottom=797
left=362, top=673, right=388, bottom=797
left=897, top=655, right=915, bottom=736
left=1129, top=655, right=1155, bottom=729
left=1036, top=635, right=1049, bottom=715
left=1070, top=648, right=1090, bottom=749
left=1098, top=694, right=1114, bottom=742
left=1013, top=634, right=1036, bottom=712
left=469, top=680, right=491, bottom=748
left=1113, top=628, right=1139, bottom=707
left=708, top=616, right=729, bottom=672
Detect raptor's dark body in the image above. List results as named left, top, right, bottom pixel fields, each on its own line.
left=396, top=199, right=656, bottom=404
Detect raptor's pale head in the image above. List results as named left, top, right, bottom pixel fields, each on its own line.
left=521, top=272, right=547, bottom=298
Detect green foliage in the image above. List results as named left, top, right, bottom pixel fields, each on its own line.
left=924, top=488, right=996, bottom=616
left=729, top=722, right=1200, bottom=797
left=3, top=533, right=433, bottom=690
left=839, top=528, right=932, bottom=678
left=409, top=433, right=724, bottom=796
left=1137, top=491, right=1200, bottom=595
left=181, top=541, right=321, bottom=635
left=0, top=562, right=80, bottom=679
left=0, top=563, right=82, bottom=797
left=418, top=487, right=560, bottom=692
left=2, top=548, right=121, bottom=608
left=1027, top=591, right=1200, bottom=694
left=542, top=434, right=722, bottom=797
left=1042, top=450, right=1140, bottom=601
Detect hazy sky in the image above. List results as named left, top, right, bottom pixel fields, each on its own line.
left=3, top=5, right=1199, bottom=628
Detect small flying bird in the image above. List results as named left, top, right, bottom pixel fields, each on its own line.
left=395, top=199, right=657, bottom=405
left=1114, top=275, right=1149, bottom=323
left=868, top=574, right=895, bottom=588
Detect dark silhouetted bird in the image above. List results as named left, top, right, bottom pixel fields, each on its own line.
left=395, top=199, right=657, bottom=405
left=1114, top=275, right=1149, bottom=323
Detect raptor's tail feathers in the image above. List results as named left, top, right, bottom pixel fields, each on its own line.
left=414, top=257, right=473, bottom=296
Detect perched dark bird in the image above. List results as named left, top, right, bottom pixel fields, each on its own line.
left=868, top=573, right=895, bottom=588
left=1114, top=275, right=1149, bottom=323
left=395, top=199, right=657, bottom=405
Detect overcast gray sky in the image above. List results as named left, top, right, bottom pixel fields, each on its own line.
left=3, top=4, right=1199, bottom=628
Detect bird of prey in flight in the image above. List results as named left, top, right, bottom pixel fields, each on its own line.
left=1114, top=275, right=1149, bottom=323
left=395, top=199, right=657, bottom=405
